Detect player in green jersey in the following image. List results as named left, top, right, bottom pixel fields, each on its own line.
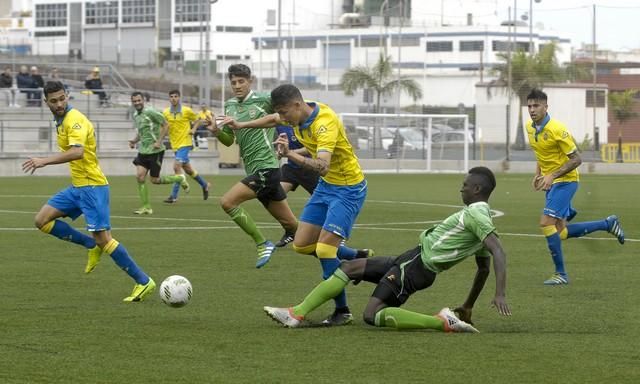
left=206, top=64, right=297, bottom=268
left=129, top=91, right=190, bottom=215
left=264, top=167, right=511, bottom=332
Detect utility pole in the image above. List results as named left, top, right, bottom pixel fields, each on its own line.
left=277, top=0, right=282, bottom=84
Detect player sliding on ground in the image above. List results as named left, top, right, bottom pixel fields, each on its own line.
left=265, top=167, right=511, bottom=332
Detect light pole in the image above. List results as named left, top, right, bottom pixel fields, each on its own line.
left=379, top=0, right=389, bottom=57
left=177, top=5, right=184, bottom=97
left=529, top=0, right=541, bottom=55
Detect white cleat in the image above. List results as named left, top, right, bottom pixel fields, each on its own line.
left=437, top=307, right=480, bottom=333
left=263, top=306, right=303, bottom=328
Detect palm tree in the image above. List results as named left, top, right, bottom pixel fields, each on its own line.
left=340, top=53, right=422, bottom=113
left=609, top=89, right=639, bottom=162
left=490, top=42, right=568, bottom=149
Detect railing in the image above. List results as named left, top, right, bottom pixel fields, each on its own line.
left=600, top=143, right=640, bottom=163
left=0, top=120, right=135, bottom=153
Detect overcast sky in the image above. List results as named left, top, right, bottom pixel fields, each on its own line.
left=493, top=0, right=640, bottom=51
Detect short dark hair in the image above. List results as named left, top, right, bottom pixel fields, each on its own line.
left=270, top=84, right=304, bottom=108
left=228, top=64, right=252, bottom=80
left=468, top=166, right=496, bottom=197
left=527, top=88, right=547, bottom=102
left=169, top=89, right=180, bottom=96
left=131, top=91, right=143, bottom=99
left=43, top=81, right=65, bottom=98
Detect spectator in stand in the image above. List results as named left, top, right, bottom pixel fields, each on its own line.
left=0, top=67, right=13, bottom=106
left=85, top=67, right=108, bottom=107
left=30, top=66, right=45, bottom=106
left=16, top=65, right=35, bottom=106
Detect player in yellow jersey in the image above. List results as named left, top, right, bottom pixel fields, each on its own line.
left=526, top=89, right=624, bottom=285
left=21, top=81, right=155, bottom=302
left=222, top=84, right=370, bottom=325
left=162, top=89, right=212, bottom=203
left=194, top=103, right=212, bottom=149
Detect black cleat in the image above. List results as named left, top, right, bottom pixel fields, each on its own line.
left=321, top=309, right=353, bottom=326
left=275, top=232, right=295, bottom=248
left=203, top=182, right=211, bottom=200
left=163, top=197, right=177, bottom=204
left=356, top=249, right=374, bottom=259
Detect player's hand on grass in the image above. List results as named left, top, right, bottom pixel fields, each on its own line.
left=453, top=306, right=474, bottom=325
left=22, top=157, right=46, bottom=174
left=490, top=295, right=511, bottom=316
left=273, top=133, right=289, bottom=157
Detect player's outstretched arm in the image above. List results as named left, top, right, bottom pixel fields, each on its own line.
left=222, top=113, right=281, bottom=130
left=483, top=233, right=511, bottom=316
left=454, top=254, right=491, bottom=324
left=22, top=146, right=84, bottom=174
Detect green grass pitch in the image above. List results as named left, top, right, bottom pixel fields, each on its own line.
left=0, top=173, right=638, bottom=383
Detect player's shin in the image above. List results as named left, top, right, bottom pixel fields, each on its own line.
left=41, top=220, right=96, bottom=249
left=103, top=239, right=150, bottom=284
left=292, top=269, right=350, bottom=317
left=374, top=307, right=444, bottom=330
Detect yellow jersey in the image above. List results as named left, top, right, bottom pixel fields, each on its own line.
left=55, top=107, right=108, bottom=187
left=293, top=102, right=364, bottom=186
left=526, top=115, right=579, bottom=183
left=197, top=110, right=212, bottom=121
left=163, top=105, right=198, bottom=149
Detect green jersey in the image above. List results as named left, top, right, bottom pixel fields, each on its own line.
left=134, top=106, right=166, bottom=154
left=223, top=90, right=279, bottom=175
left=420, top=202, right=496, bottom=273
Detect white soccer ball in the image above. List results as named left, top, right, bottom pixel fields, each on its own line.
left=159, top=275, right=193, bottom=308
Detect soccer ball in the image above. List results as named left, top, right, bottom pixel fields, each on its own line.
left=159, top=275, right=193, bottom=308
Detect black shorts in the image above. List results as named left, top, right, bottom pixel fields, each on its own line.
left=280, top=163, right=320, bottom=194
left=364, top=246, right=437, bottom=307
left=133, top=151, right=165, bottom=178
left=241, top=168, right=287, bottom=207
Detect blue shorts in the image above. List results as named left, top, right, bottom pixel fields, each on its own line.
left=174, top=146, right=193, bottom=164
left=300, top=179, right=367, bottom=240
left=47, top=185, right=111, bottom=231
left=543, top=181, right=578, bottom=220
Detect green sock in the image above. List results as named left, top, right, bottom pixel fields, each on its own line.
left=374, top=307, right=445, bottom=331
left=227, top=207, right=266, bottom=244
left=292, top=270, right=350, bottom=317
left=137, top=181, right=150, bottom=208
left=159, top=175, right=183, bottom=184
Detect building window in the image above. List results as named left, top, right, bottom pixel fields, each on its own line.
left=255, top=40, right=281, bottom=50
left=174, top=26, right=207, bottom=33
left=290, top=39, right=317, bottom=49
left=460, top=40, right=484, bottom=51
left=34, top=30, right=67, bottom=37
left=492, top=40, right=530, bottom=52
left=35, top=3, right=67, bottom=27
left=426, top=41, right=453, bottom=52
left=175, top=0, right=210, bottom=22
left=216, top=55, right=241, bottom=60
left=355, top=37, right=386, bottom=47
left=586, top=90, right=606, bottom=108
left=85, top=1, right=117, bottom=25
left=122, top=0, right=155, bottom=23
left=391, top=36, right=420, bottom=47
left=215, top=25, right=253, bottom=33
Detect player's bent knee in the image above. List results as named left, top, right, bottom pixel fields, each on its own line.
left=292, top=243, right=316, bottom=255
left=149, top=177, right=161, bottom=184
left=362, top=310, right=376, bottom=326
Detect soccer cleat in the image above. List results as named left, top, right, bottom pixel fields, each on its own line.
left=321, top=310, right=354, bottom=326
left=436, top=307, right=480, bottom=333
left=543, top=273, right=569, bottom=286
left=123, top=278, right=156, bottom=302
left=163, top=196, right=177, bottom=204
left=203, top=182, right=211, bottom=200
left=133, top=207, right=153, bottom=215
left=275, top=232, right=295, bottom=247
left=85, top=246, right=103, bottom=274
left=606, top=215, right=625, bottom=244
left=178, top=175, right=190, bottom=194
left=264, top=306, right=303, bottom=328
left=256, top=241, right=276, bottom=268
left=356, top=248, right=374, bottom=259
